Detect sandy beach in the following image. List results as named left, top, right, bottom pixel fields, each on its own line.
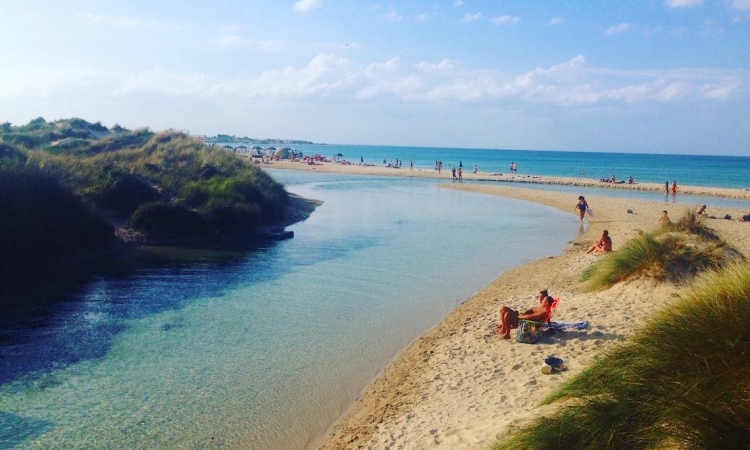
left=263, top=160, right=750, bottom=450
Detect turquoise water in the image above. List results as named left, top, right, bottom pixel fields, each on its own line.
left=287, top=144, right=750, bottom=190
left=1, top=172, right=575, bottom=449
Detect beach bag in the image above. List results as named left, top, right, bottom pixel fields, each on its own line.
left=516, top=321, right=541, bottom=344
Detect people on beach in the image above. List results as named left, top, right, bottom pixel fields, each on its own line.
left=498, top=290, right=554, bottom=339
left=628, top=176, right=634, bottom=184
left=458, top=167, right=463, bottom=180
left=739, top=213, right=750, bottom=222
left=410, top=160, right=413, bottom=170
left=575, top=196, right=589, bottom=222
left=451, top=167, right=457, bottom=180
left=696, top=205, right=707, bottom=216
left=659, top=210, right=670, bottom=222
left=586, top=230, right=612, bottom=254
left=665, top=181, right=669, bottom=194
left=671, top=181, right=678, bottom=195
left=474, top=164, right=478, bottom=174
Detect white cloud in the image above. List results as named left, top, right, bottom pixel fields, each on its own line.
left=665, top=0, right=703, bottom=8
left=460, top=13, right=483, bottom=23
left=548, top=17, right=564, bottom=25
left=702, top=81, right=740, bottom=99
left=490, top=15, right=520, bottom=26
left=212, top=54, right=355, bottom=98
left=294, top=0, right=323, bottom=13
left=2, top=54, right=746, bottom=111
left=113, top=67, right=207, bottom=97
left=415, top=59, right=458, bottom=71
left=454, top=0, right=464, bottom=6
left=215, top=35, right=242, bottom=47
left=381, top=7, right=403, bottom=23
left=605, top=23, right=631, bottom=36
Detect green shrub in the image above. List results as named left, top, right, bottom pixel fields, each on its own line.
left=0, top=166, right=114, bottom=266
left=88, top=169, right=162, bottom=215
left=130, top=202, right=209, bottom=237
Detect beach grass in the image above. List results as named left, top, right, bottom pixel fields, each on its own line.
left=582, top=211, right=742, bottom=290
left=657, top=208, right=721, bottom=241
left=495, top=262, right=750, bottom=450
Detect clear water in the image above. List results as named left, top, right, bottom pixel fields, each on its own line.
left=1, top=172, right=575, bottom=450
left=285, top=144, right=750, bottom=190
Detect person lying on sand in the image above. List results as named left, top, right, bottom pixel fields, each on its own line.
left=740, top=213, right=750, bottom=222
left=586, top=230, right=612, bottom=254
left=498, top=290, right=555, bottom=339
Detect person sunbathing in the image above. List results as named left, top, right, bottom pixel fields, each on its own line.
left=498, top=290, right=554, bottom=339
left=586, top=230, right=612, bottom=254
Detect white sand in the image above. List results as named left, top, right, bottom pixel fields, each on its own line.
left=264, top=160, right=750, bottom=450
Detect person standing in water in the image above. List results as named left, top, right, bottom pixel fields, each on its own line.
left=665, top=181, right=670, bottom=194
left=575, top=196, right=589, bottom=222
left=671, top=181, right=678, bottom=195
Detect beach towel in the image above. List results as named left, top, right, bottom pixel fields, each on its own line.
left=547, top=321, right=589, bottom=331
left=586, top=208, right=594, bottom=217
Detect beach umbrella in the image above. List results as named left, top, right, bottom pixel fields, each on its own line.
left=360, top=155, right=363, bottom=163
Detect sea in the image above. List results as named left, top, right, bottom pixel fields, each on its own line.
left=2, top=147, right=750, bottom=450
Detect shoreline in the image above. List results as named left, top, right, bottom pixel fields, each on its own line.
left=261, top=159, right=750, bottom=200
left=261, top=160, right=750, bottom=450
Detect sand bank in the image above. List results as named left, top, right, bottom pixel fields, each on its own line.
left=264, top=161, right=750, bottom=450
left=263, top=159, right=750, bottom=200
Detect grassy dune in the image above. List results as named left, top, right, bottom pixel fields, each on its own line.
left=0, top=117, right=293, bottom=278
left=496, top=212, right=750, bottom=450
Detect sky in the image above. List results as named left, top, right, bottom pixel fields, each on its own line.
left=1, top=0, right=749, bottom=155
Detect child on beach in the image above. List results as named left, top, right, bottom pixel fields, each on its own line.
left=660, top=210, right=670, bottom=222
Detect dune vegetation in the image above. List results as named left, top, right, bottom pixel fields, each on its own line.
left=581, top=211, right=743, bottom=290
left=495, top=262, right=750, bottom=450
left=494, top=212, right=750, bottom=450
left=0, top=117, right=292, bottom=277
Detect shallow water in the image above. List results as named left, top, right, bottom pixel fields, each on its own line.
left=1, top=172, right=575, bottom=450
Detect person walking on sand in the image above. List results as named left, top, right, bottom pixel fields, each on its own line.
left=671, top=181, right=678, bottom=195
left=458, top=167, right=463, bottom=180
left=451, top=167, right=457, bottom=181
left=474, top=164, right=478, bottom=174
left=575, top=196, right=590, bottom=222
left=665, top=181, right=669, bottom=195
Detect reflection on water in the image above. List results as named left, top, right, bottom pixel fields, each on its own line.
left=1, top=172, right=576, bottom=450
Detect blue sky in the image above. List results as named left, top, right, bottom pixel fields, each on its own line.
left=1, top=0, right=749, bottom=155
